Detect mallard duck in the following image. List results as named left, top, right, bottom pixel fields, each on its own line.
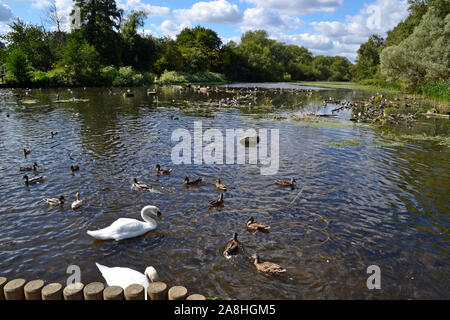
left=20, top=162, right=38, bottom=172
left=275, top=178, right=296, bottom=187
left=71, top=192, right=83, bottom=210
left=43, top=195, right=65, bottom=206
left=183, top=177, right=202, bottom=185
left=133, top=178, right=152, bottom=191
left=246, top=217, right=270, bottom=233
left=223, top=233, right=239, bottom=259
left=51, top=131, right=58, bottom=138
left=215, top=179, right=227, bottom=191
left=70, top=165, right=80, bottom=173
left=250, top=254, right=286, bottom=275
left=23, top=148, right=31, bottom=157
left=209, top=193, right=224, bottom=207
left=155, top=164, right=172, bottom=176
left=23, top=175, right=44, bottom=185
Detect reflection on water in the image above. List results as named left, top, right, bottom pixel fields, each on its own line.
left=0, top=85, right=448, bottom=299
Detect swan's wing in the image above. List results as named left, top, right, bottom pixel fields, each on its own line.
left=95, top=263, right=147, bottom=289
left=87, top=218, right=156, bottom=241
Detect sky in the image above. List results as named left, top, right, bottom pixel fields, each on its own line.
left=0, top=0, right=410, bottom=61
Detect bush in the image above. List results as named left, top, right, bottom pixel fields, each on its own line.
left=31, top=70, right=51, bottom=86
left=157, top=70, right=187, bottom=84
left=7, top=48, right=32, bottom=84
left=417, top=81, right=450, bottom=101
left=101, top=66, right=117, bottom=86
left=112, top=66, right=135, bottom=86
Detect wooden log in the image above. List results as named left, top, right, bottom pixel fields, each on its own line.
left=125, top=284, right=145, bottom=300
left=4, top=279, right=26, bottom=300
left=147, top=282, right=167, bottom=300
left=24, top=279, right=45, bottom=300
left=0, top=277, right=7, bottom=300
left=103, top=286, right=124, bottom=300
left=186, top=294, right=206, bottom=300
left=42, top=283, right=63, bottom=300
left=83, top=282, right=104, bottom=300
left=63, top=283, right=84, bottom=300
left=168, top=286, right=188, bottom=300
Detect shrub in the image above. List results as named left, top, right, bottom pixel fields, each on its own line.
left=7, top=48, right=32, bottom=84
left=101, top=66, right=117, bottom=86
left=157, top=70, right=187, bottom=84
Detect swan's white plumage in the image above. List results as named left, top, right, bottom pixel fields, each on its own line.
left=95, top=263, right=159, bottom=300
left=87, top=206, right=160, bottom=241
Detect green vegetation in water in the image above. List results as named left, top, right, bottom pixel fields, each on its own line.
left=325, top=138, right=361, bottom=149
left=20, top=99, right=39, bottom=104
left=381, top=133, right=450, bottom=147
left=295, top=81, right=401, bottom=92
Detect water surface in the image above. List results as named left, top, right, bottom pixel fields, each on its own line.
left=0, top=85, right=448, bottom=299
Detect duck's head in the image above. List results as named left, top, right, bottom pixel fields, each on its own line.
left=233, top=232, right=238, bottom=241
left=291, top=178, right=296, bottom=184
left=183, top=177, right=189, bottom=183
left=250, top=254, right=260, bottom=263
left=33, top=162, right=38, bottom=169
left=23, top=175, right=29, bottom=181
left=133, top=178, right=138, bottom=183
left=247, top=217, right=255, bottom=225
left=155, top=164, right=161, bottom=170
left=145, top=266, right=159, bottom=283
left=216, top=178, right=221, bottom=183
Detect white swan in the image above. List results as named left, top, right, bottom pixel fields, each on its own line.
left=95, top=263, right=159, bottom=300
left=87, top=206, right=162, bottom=241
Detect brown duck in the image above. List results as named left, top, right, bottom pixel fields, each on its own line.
left=223, top=233, right=239, bottom=259
left=183, top=177, right=202, bottom=185
left=209, top=193, right=224, bottom=207
left=250, top=254, right=286, bottom=275
left=20, top=162, right=38, bottom=172
left=215, top=179, right=227, bottom=191
left=246, top=217, right=270, bottom=233
left=155, top=164, right=172, bottom=175
left=275, top=178, right=296, bottom=187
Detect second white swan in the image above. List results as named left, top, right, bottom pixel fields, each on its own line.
left=87, top=205, right=162, bottom=241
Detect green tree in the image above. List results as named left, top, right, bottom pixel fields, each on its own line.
left=154, top=38, right=183, bottom=74
left=352, top=34, right=385, bottom=81
left=380, top=0, right=450, bottom=90
left=6, top=47, right=32, bottom=84
left=72, top=0, right=123, bottom=66
left=2, top=18, right=53, bottom=71
left=58, top=35, right=100, bottom=85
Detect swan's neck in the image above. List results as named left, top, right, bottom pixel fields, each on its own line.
left=141, top=209, right=157, bottom=225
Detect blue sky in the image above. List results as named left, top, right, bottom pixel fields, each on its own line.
left=0, top=0, right=410, bottom=61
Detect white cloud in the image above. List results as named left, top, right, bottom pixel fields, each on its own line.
left=157, top=19, right=192, bottom=38
left=244, top=0, right=343, bottom=16
left=0, top=3, right=13, bottom=22
left=267, top=0, right=409, bottom=61
left=241, top=7, right=303, bottom=32
left=174, top=0, right=242, bottom=24
left=118, top=0, right=170, bottom=17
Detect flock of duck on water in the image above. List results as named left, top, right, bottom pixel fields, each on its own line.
left=16, top=89, right=299, bottom=292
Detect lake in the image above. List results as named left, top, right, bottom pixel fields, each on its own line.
left=0, top=84, right=448, bottom=299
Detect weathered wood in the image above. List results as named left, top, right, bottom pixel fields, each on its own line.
left=63, top=283, right=84, bottom=300
left=83, top=282, right=104, bottom=300
left=41, top=283, right=63, bottom=300
left=125, top=284, right=145, bottom=300
left=0, top=277, right=7, bottom=300
left=168, top=286, right=188, bottom=300
left=103, top=286, right=124, bottom=300
left=4, top=279, right=26, bottom=300
left=186, top=294, right=206, bottom=300
left=147, top=282, right=167, bottom=300
left=24, top=280, right=45, bottom=300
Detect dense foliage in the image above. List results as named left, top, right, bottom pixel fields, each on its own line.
left=353, top=0, right=449, bottom=100
left=0, top=0, right=351, bottom=87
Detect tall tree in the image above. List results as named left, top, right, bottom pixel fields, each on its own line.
left=72, top=0, right=123, bottom=65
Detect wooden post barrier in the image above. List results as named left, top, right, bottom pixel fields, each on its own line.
left=125, top=284, right=145, bottom=300
left=24, top=280, right=45, bottom=300
left=103, top=286, right=124, bottom=300
left=147, top=282, right=167, bottom=300
left=63, top=283, right=84, bottom=300
left=4, top=279, right=26, bottom=300
left=168, top=286, right=188, bottom=300
left=186, top=294, right=206, bottom=300
left=42, top=283, right=63, bottom=300
left=0, top=277, right=7, bottom=300
left=83, top=282, right=104, bottom=300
